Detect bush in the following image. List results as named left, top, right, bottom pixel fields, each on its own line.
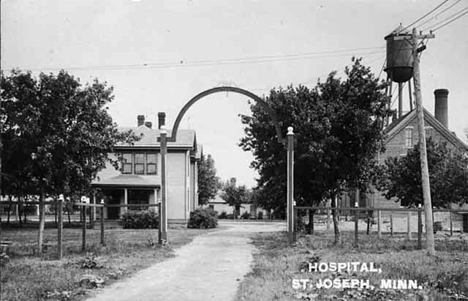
left=241, top=211, right=251, bottom=219
left=187, top=207, right=218, bottom=229
left=218, top=211, right=228, bottom=219
left=257, top=211, right=263, bottom=220
left=226, top=213, right=234, bottom=219
left=120, top=210, right=159, bottom=229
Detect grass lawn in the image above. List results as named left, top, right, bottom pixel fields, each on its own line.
left=235, top=230, right=468, bottom=301
left=0, top=225, right=211, bottom=301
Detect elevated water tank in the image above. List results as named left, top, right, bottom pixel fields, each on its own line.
left=384, top=25, right=413, bottom=83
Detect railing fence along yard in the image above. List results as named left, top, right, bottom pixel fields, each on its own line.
left=294, top=206, right=468, bottom=247
left=0, top=202, right=161, bottom=259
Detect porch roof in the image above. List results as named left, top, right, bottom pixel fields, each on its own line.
left=92, top=174, right=160, bottom=188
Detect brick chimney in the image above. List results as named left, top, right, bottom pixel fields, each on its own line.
left=158, top=112, right=166, bottom=129
left=229, top=177, right=237, bottom=187
left=434, top=89, right=449, bottom=128
left=137, top=115, right=145, bottom=127
left=145, top=121, right=152, bottom=129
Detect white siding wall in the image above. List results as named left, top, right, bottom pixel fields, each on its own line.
left=166, top=151, right=187, bottom=220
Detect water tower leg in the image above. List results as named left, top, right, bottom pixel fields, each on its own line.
left=398, top=82, right=403, bottom=118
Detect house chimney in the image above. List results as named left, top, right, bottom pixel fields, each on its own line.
left=434, top=89, right=449, bottom=128
left=145, top=121, right=152, bottom=129
left=158, top=112, right=166, bottom=129
left=137, top=115, right=145, bottom=127
left=229, top=177, right=237, bottom=187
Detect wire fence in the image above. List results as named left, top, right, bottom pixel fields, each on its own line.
left=0, top=202, right=161, bottom=259
left=294, top=206, right=468, bottom=247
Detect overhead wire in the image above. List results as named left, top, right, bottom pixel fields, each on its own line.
left=423, top=5, right=468, bottom=32
left=398, top=0, right=450, bottom=33
left=1, top=47, right=385, bottom=72
left=416, top=0, right=462, bottom=28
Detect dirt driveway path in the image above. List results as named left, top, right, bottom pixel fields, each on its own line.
left=86, top=221, right=285, bottom=301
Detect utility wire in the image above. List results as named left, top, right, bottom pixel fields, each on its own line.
left=417, top=0, right=462, bottom=28
left=1, top=47, right=384, bottom=72
left=423, top=5, right=468, bottom=32
left=398, top=0, right=450, bottom=33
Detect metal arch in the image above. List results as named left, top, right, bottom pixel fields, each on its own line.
left=166, top=86, right=285, bottom=143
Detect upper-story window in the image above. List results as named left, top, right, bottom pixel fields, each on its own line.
left=405, top=127, right=413, bottom=147
left=425, top=126, right=434, bottom=138
left=135, top=154, right=145, bottom=174
left=122, top=153, right=132, bottom=174
left=147, top=154, right=157, bottom=174
left=121, top=153, right=157, bottom=175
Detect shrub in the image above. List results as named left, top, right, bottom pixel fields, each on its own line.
left=218, top=211, right=228, bottom=219
left=241, top=211, right=251, bottom=219
left=187, top=207, right=218, bottom=229
left=226, top=213, right=234, bottom=219
left=120, top=210, right=159, bottom=229
left=257, top=211, right=263, bottom=220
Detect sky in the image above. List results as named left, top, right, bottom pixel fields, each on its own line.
left=2, top=0, right=467, bottom=188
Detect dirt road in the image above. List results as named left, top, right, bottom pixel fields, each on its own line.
left=85, top=221, right=285, bottom=301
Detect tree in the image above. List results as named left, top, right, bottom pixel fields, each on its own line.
left=197, top=154, right=220, bottom=205
left=1, top=69, right=138, bottom=251
left=374, top=139, right=468, bottom=208
left=240, top=58, right=392, bottom=243
left=220, top=178, right=249, bottom=219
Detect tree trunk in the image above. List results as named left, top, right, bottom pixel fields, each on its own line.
left=331, top=195, right=341, bottom=244
left=7, top=197, right=12, bottom=225
left=38, top=192, right=46, bottom=254
left=307, top=210, right=315, bottom=235
left=18, top=196, right=23, bottom=227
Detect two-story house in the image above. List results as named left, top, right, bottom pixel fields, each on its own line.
left=92, top=114, right=200, bottom=223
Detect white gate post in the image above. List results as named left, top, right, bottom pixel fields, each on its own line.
left=287, top=127, right=295, bottom=245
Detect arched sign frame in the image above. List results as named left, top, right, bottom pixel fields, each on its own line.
left=157, top=86, right=294, bottom=245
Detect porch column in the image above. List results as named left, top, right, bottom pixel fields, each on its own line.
left=152, top=189, right=158, bottom=213
left=123, top=188, right=128, bottom=214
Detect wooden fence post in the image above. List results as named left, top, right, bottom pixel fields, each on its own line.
left=57, top=198, right=63, bottom=259
left=418, top=206, right=422, bottom=249
left=450, top=211, right=453, bottom=236
left=390, top=213, right=394, bottom=236
left=354, top=203, right=359, bottom=247
left=377, top=210, right=382, bottom=238
left=100, top=202, right=105, bottom=246
left=82, top=205, right=86, bottom=252
left=407, top=211, right=412, bottom=240
left=293, top=207, right=297, bottom=242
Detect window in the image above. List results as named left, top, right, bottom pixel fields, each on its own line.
left=122, top=153, right=132, bottom=174
left=405, top=128, right=413, bottom=147
left=425, top=126, right=433, bottom=138
left=147, top=154, right=157, bottom=174
left=134, top=153, right=145, bottom=174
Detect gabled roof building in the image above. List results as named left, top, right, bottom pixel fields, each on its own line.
left=92, top=115, right=200, bottom=223
left=372, top=89, right=468, bottom=209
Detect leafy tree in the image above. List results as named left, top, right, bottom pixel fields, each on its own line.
left=1, top=69, right=138, bottom=250
left=220, top=178, right=249, bottom=219
left=197, top=154, right=220, bottom=205
left=374, top=139, right=468, bottom=208
left=240, top=58, right=392, bottom=243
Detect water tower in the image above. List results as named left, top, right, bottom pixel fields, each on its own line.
left=384, top=24, right=414, bottom=119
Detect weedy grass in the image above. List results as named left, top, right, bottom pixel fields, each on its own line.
left=0, top=226, right=210, bottom=301
left=235, top=231, right=468, bottom=301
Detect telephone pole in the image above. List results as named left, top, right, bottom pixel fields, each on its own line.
left=411, top=28, right=435, bottom=255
